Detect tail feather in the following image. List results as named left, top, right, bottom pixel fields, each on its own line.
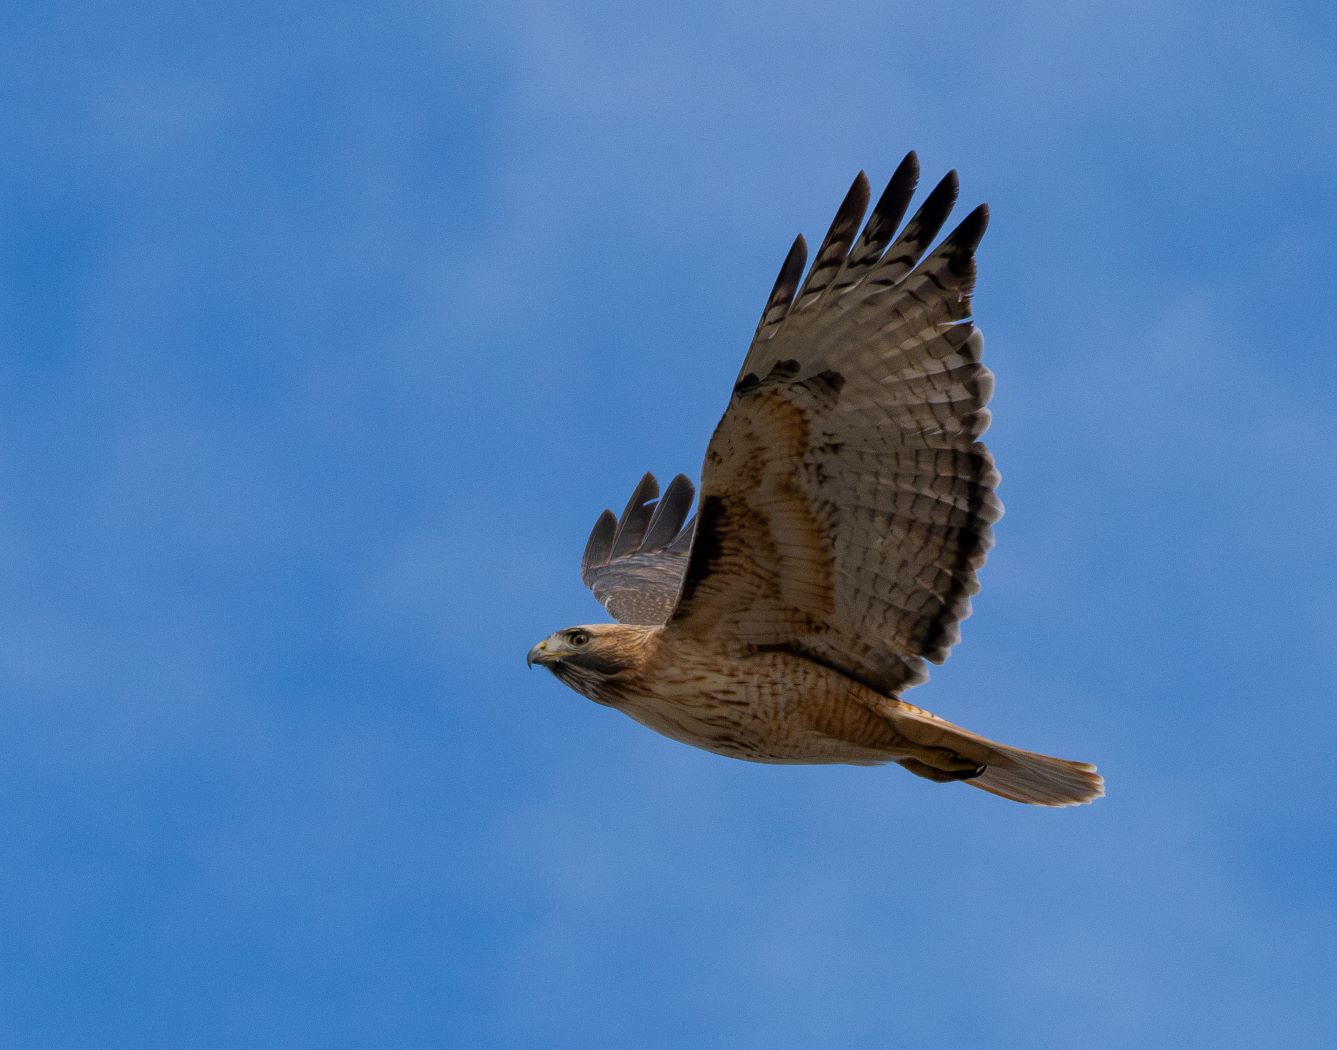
left=886, top=699, right=1104, bottom=807
left=964, top=745, right=1104, bottom=807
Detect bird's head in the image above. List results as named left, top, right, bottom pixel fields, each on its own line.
left=527, top=623, right=654, bottom=702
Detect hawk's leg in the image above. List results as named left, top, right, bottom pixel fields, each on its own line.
left=897, top=750, right=986, bottom=783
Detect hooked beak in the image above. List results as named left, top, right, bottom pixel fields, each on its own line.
left=527, top=638, right=557, bottom=668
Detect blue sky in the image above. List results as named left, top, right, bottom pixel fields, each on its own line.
left=4, top=0, right=1336, bottom=1046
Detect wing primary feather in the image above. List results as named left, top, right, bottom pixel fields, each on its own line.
left=794, top=172, right=870, bottom=308
left=871, top=169, right=960, bottom=285
left=931, top=202, right=990, bottom=281
left=946, top=202, right=989, bottom=255
left=580, top=509, right=617, bottom=585
left=609, top=472, right=660, bottom=559
left=641, top=474, right=694, bottom=552
left=842, top=151, right=920, bottom=277
left=752, top=233, right=809, bottom=344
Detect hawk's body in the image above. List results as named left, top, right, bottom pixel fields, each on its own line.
left=529, top=153, right=1103, bottom=807
left=562, top=627, right=899, bottom=765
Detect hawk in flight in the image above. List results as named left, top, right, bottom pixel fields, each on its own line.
left=529, top=153, right=1102, bottom=806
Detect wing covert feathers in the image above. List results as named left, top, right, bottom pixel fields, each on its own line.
left=674, top=154, right=1000, bottom=695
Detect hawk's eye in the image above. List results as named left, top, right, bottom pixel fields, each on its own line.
left=568, top=630, right=591, bottom=647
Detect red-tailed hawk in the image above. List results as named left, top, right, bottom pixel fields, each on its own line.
left=528, top=153, right=1103, bottom=806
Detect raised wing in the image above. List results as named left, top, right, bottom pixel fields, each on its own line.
left=669, top=152, right=1001, bottom=695
left=581, top=472, right=696, bottom=625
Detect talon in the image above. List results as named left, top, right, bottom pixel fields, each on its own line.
left=913, top=746, right=986, bottom=780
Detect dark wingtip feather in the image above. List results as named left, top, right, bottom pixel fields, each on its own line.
left=948, top=202, right=990, bottom=254
left=926, top=202, right=990, bottom=285
left=842, top=152, right=922, bottom=276
left=774, top=233, right=808, bottom=302
left=609, top=472, right=659, bottom=559
left=621, top=472, right=659, bottom=515
left=794, top=172, right=870, bottom=306
left=580, top=509, right=617, bottom=583
left=840, top=172, right=872, bottom=242
left=881, top=152, right=920, bottom=219
left=871, top=167, right=962, bottom=282
left=921, top=169, right=960, bottom=229
left=849, top=170, right=872, bottom=212
left=752, top=232, right=810, bottom=340
left=884, top=150, right=920, bottom=203
left=641, top=473, right=695, bottom=552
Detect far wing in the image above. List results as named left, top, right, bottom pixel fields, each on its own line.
left=580, top=472, right=695, bottom=625
left=669, top=153, right=1000, bottom=695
